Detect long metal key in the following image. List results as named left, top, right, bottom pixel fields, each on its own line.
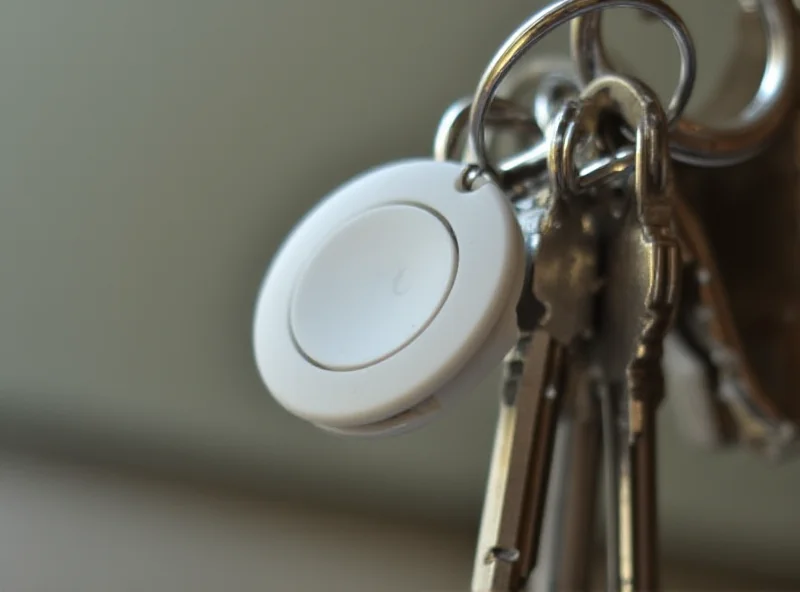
left=430, top=99, right=554, bottom=592
left=433, top=89, right=605, bottom=592
left=472, top=100, right=601, bottom=592
left=527, top=346, right=602, bottom=592
left=577, top=75, right=681, bottom=592
left=474, top=328, right=566, bottom=592
left=532, top=102, right=600, bottom=346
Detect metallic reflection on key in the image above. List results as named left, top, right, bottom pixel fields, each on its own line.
left=472, top=330, right=566, bottom=592
left=472, top=101, right=601, bottom=592
left=435, top=93, right=567, bottom=592
left=436, top=89, right=606, bottom=592
left=580, top=76, right=681, bottom=592
left=527, top=350, right=601, bottom=592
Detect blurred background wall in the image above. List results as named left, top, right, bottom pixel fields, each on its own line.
left=0, top=0, right=798, bottom=589
left=1, top=450, right=797, bottom=591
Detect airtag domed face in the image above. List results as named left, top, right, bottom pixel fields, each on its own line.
left=253, top=159, right=525, bottom=433
left=289, top=204, right=457, bottom=371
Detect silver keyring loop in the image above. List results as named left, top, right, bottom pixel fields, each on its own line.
left=547, top=100, right=583, bottom=196
left=571, top=0, right=795, bottom=166
left=468, top=0, right=696, bottom=181
left=533, top=70, right=582, bottom=132
left=573, top=74, right=671, bottom=235
left=562, top=75, right=669, bottom=197
left=433, top=97, right=538, bottom=164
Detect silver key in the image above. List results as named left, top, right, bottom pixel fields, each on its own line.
left=527, top=346, right=602, bottom=592
left=571, top=0, right=800, bottom=457
left=434, top=92, right=604, bottom=592
left=578, top=75, right=681, bottom=592
left=470, top=103, right=600, bottom=592
left=431, top=98, right=554, bottom=592
left=472, top=190, right=563, bottom=592
left=532, top=127, right=600, bottom=344
left=474, top=329, right=566, bottom=592
left=532, top=101, right=600, bottom=346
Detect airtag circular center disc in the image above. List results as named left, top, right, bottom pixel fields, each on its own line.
left=289, top=204, right=457, bottom=370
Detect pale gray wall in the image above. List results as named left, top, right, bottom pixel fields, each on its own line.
left=0, top=450, right=794, bottom=592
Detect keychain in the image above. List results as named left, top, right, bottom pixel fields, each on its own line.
left=251, top=0, right=799, bottom=589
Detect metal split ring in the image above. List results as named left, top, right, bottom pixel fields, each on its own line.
left=576, top=75, right=670, bottom=198
left=433, top=97, right=539, bottom=164
left=570, top=0, right=796, bottom=166
left=467, top=0, right=696, bottom=184
left=537, top=75, right=670, bottom=202
left=547, top=100, right=583, bottom=197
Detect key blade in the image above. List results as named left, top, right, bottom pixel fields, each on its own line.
left=472, top=330, right=566, bottom=592
left=529, top=352, right=602, bottom=592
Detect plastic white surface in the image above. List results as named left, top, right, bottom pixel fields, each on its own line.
left=314, top=283, right=521, bottom=437
left=289, top=204, right=457, bottom=371
left=253, top=159, right=525, bottom=432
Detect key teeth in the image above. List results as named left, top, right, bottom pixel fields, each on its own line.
left=636, top=239, right=681, bottom=391
left=501, top=334, right=533, bottom=404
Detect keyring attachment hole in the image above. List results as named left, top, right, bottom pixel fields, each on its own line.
left=599, top=1, right=743, bottom=124
left=455, top=164, right=488, bottom=193
left=594, top=110, right=630, bottom=154
left=484, top=546, right=520, bottom=565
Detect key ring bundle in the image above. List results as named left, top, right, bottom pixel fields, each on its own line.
left=252, top=1, right=800, bottom=590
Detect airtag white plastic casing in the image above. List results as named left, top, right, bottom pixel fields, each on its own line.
left=253, top=159, right=525, bottom=435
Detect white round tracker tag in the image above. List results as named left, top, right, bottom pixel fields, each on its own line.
left=253, top=159, right=525, bottom=435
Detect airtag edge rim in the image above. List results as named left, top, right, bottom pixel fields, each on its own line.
left=252, top=158, right=524, bottom=429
